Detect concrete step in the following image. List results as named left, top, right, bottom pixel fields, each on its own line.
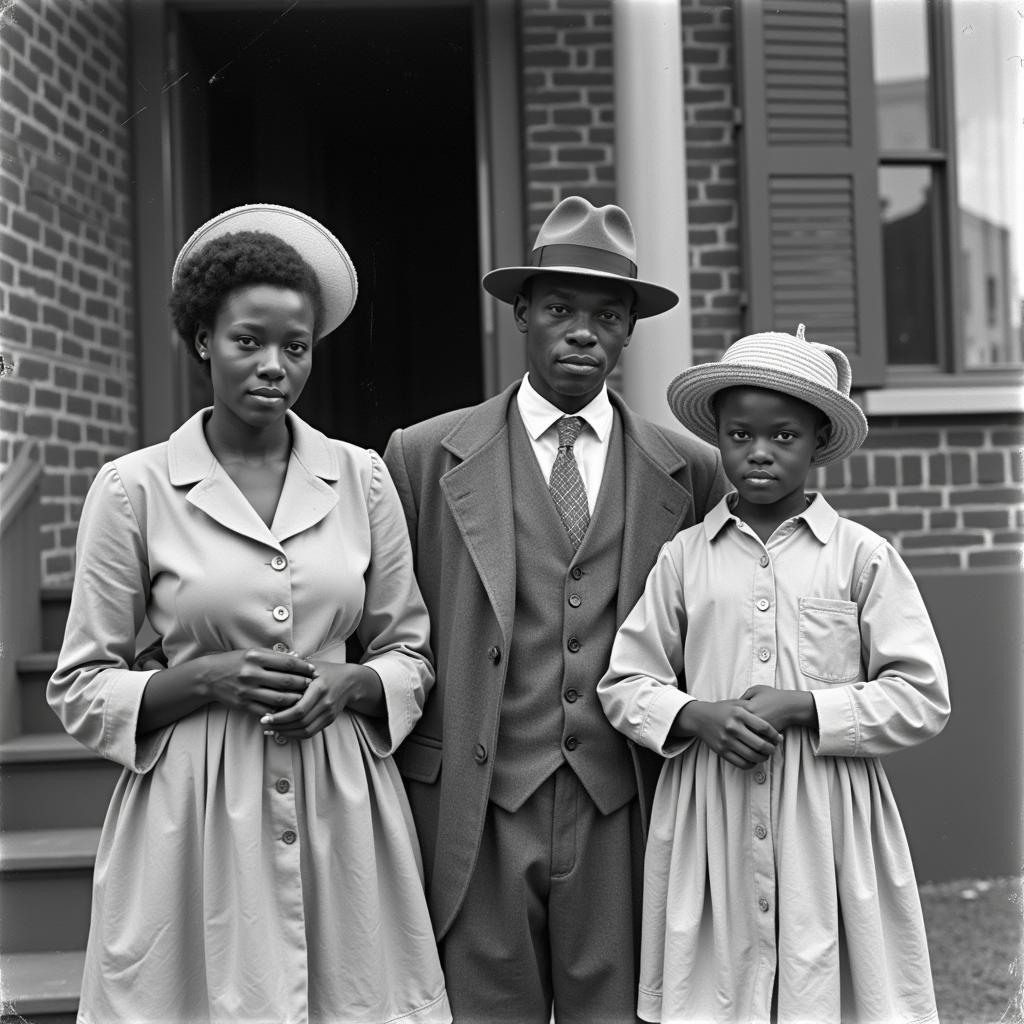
left=0, top=829, right=98, bottom=954
left=40, top=585, right=72, bottom=652
left=0, top=733, right=117, bottom=832
left=0, top=949, right=84, bottom=1023
left=16, top=652, right=60, bottom=735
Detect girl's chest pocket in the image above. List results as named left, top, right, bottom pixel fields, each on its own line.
left=798, top=597, right=861, bottom=683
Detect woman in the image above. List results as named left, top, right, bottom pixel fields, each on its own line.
left=48, top=204, right=451, bottom=1024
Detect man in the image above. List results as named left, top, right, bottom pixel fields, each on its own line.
left=384, top=197, right=728, bottom=1023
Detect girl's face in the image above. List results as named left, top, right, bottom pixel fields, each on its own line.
left=715, top=386, right=830, bottom=527
left=195, top=284, right=315, bottom=432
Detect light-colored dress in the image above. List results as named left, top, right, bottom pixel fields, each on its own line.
left=48, top=409, right=451, bottom=1024
left=598, top=494, right=949, bottom=1024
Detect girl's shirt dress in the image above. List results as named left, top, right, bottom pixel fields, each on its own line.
left=598, top=493, right=949, bottom=1024
left=48, top=409, right=451, bottom=1024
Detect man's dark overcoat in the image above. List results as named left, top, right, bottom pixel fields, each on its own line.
left=383, top=381, right=727, bottom=940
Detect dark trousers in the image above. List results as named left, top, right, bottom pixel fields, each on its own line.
left=441, top=764, right=644, bottom=1024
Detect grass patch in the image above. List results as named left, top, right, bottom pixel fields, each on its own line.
left=921, top=876, right=1023, bottom=1023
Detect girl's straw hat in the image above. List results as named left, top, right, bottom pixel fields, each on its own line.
left=172, top=204, right=357, bottom=339
left=482, top=196, right=679, bottom=318
left=666, top=325, right=868, bottom=465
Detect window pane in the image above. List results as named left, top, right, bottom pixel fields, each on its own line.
left=872, top=0, right=933, bottom=150
left=880, top=166, right=939, bottom=365
left=952, top=0, right=1024, bottom=367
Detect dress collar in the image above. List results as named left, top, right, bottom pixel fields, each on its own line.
left=703, top=491, right=838, bottom=544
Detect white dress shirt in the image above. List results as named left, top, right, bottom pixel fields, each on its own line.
left=516, top=373, right=614, bottom=515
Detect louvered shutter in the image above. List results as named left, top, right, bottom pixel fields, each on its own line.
left=736, top=0, right=885, bottom=386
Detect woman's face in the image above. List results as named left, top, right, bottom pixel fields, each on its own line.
left=195, top=284, right=315, bottom=431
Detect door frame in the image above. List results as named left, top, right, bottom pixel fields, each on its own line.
left=128, top=0, right=525, bottom=446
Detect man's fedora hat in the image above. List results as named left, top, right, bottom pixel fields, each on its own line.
left=482, top=196, right=679, bottom=319
left=666, top=324, right=869, bottom=466
left=172, top=203, right=358, bottom=339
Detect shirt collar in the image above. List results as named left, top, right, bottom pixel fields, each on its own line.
left=516, top=372, right=613, bottom=442
left=703, top=491, right=838, bottom=544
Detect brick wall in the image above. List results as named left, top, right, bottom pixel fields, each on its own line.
left=812, top=416, right=1024, bottom=571
left=0, top=0, right=137, bottom=584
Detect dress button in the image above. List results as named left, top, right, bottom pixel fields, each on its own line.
left=487, top=645, right=501, bottom=665
left=272, top=605, right=290, bottom=622
left=759, top=554, right=770, bottom=568
left=758, top=897, right=770, bottom=913
left=270, top=554, right=287, bottom=571
left=754, top=824, right=767, bottom=840
left=568, top=593, right=582, bottom=608
left=564, top=735, right=579, bottom=751
left=571, top=566, right=583, bottom=580
left=473, top=743, right=488, bottom=764
left=754, top=770, right=767, bottom=784
left=758, top=648, right=771, bottom=662
left=274, top=733, right=288, bottom=745
left=756, top=598, right=770, bottom=611
left=564, top=688, right=580, bottom=703
left=275, top=778, right=290, bottom=794
left=567, top=636, right=581, bottom=653
left=281, top=830, right=297, bottom=845
left=272, top=642, right=289, bottom=653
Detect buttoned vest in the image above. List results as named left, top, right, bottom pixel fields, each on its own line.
left=489, top=403, right=637, bottom=815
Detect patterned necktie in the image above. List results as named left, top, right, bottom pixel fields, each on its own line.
left=549, top=415, right=590, bottom=550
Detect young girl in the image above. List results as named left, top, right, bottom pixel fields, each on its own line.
left=598, top=326, right=949, bottom=1023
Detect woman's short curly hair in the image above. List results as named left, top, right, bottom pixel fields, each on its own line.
left=169, top=230, right=325, bottom=363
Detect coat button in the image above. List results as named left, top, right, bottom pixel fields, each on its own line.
left=571, top=566, right=583, bottom=580
left=754, top=824, right=767, bottom=840
left=275, top=779, right=291, bottom=794
left=566, top=636, right=581, bottom=653
left=756, top=598, right=770, bottom=611
left=759, top=554, right=770, bottom=568
left=754, top=770, right=767, bottom=784
left=758, top=648, right=771, bottom=662
left=487, top=645, right=501, bottom=664
left=272, top=642, right=289, bottom=653
left=564, top=688, right=580, bottom=703
left=270, top=555, right=287, bottom=571
left=758, top=897, right=770, bottom=912
left=281, top=830, right=297, bottom=845
left=568, top=593, right=582, bottom=608
left=272, top=605, right=290, bottom=621
left=473, top=743, right=488, bottom=764
left=564, top=735, right=579, bottom=751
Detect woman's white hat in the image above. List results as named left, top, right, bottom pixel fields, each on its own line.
left=666, top=324, right=869, bottom=465
left=482, top=196, right=679, bottom=319
left=171, top=203, right=358, bottom=339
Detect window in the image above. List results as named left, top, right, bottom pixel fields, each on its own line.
left=737, top=0, right=1022, bottom=388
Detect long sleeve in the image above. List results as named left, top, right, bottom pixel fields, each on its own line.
left=598, top=542, right=697, bottom=758
left=811, top=542, right=950, bottom=757
left=351, top=450, right=435, bottom=757
left=46, top=463, right=168, bottom=772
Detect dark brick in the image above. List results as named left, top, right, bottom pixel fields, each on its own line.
left=901, top=531, right=985, bottom=550
left=994, top=531, right=1024, bottom=546
left=44, top=442, right=70, bottom=466
left=13, top=355, right=49, bottom=381
left=947, top=430, right=985, bottom=447
left=976, top=451, right=1007, bottom=484
left=74, top=449, right=101, bottom=471
left=43, top=305, right=69, bottom=330
left=865, top=431, right=942, bottom=450
left=24, top=413, right=53, bottom=437
left=992, top=429, right=1024, bottom=446
left=929, top=511, right=958, bottom=529
left=873, top=454, right=897, bottom=486
left=948, top=452, right=971, bottom=485
left=82, top=374, right=101, bottom=394
left=928, top=454, right=947, bottom=485
left=35, top=388, right=61, bottom=410
left=825, top=490, right=893, bottom=511
left=0, top=317, right=27, bottom=344
left=901, top=455, right=923, bottom=486
left=67, top=395, right=93, bottom=417
left=846, top=511, right=925, bottom=533
left=73, top=318, right=97, bottom=341
left=847, top=454, right=869, bottom=487
left=688, top=204, right=733, bottom=224
left=0, top=407, right=20, bottom=433
left=63, top=338, right=84, bottom=359
left=967, top=549, right=1024, bottom=569
left=0, top=379, right=30, bottom=405
left=948, top=486, right=1024, bottom=506
left=895, top=490, right=943, bottom=508
left=902, top=551, right=962, bottom=571
left=961, top=509, right=1010, bottom=528
left=56, top=418, right=82, bottom=442
left=552, top=108, right=593, bottom=126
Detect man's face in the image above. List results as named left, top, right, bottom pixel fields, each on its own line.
left=514, top=272, right=637, bottom=413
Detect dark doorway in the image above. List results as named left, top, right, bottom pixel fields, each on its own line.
left=176, top=4, right=483, bottom=451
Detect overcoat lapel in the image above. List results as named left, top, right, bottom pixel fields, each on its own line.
left=615, top=394, right=694, bottom=621
left=439, top=388, right=518, bottom=642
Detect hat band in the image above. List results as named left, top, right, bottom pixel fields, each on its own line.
left=529, top=243, right=638, bottom=280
